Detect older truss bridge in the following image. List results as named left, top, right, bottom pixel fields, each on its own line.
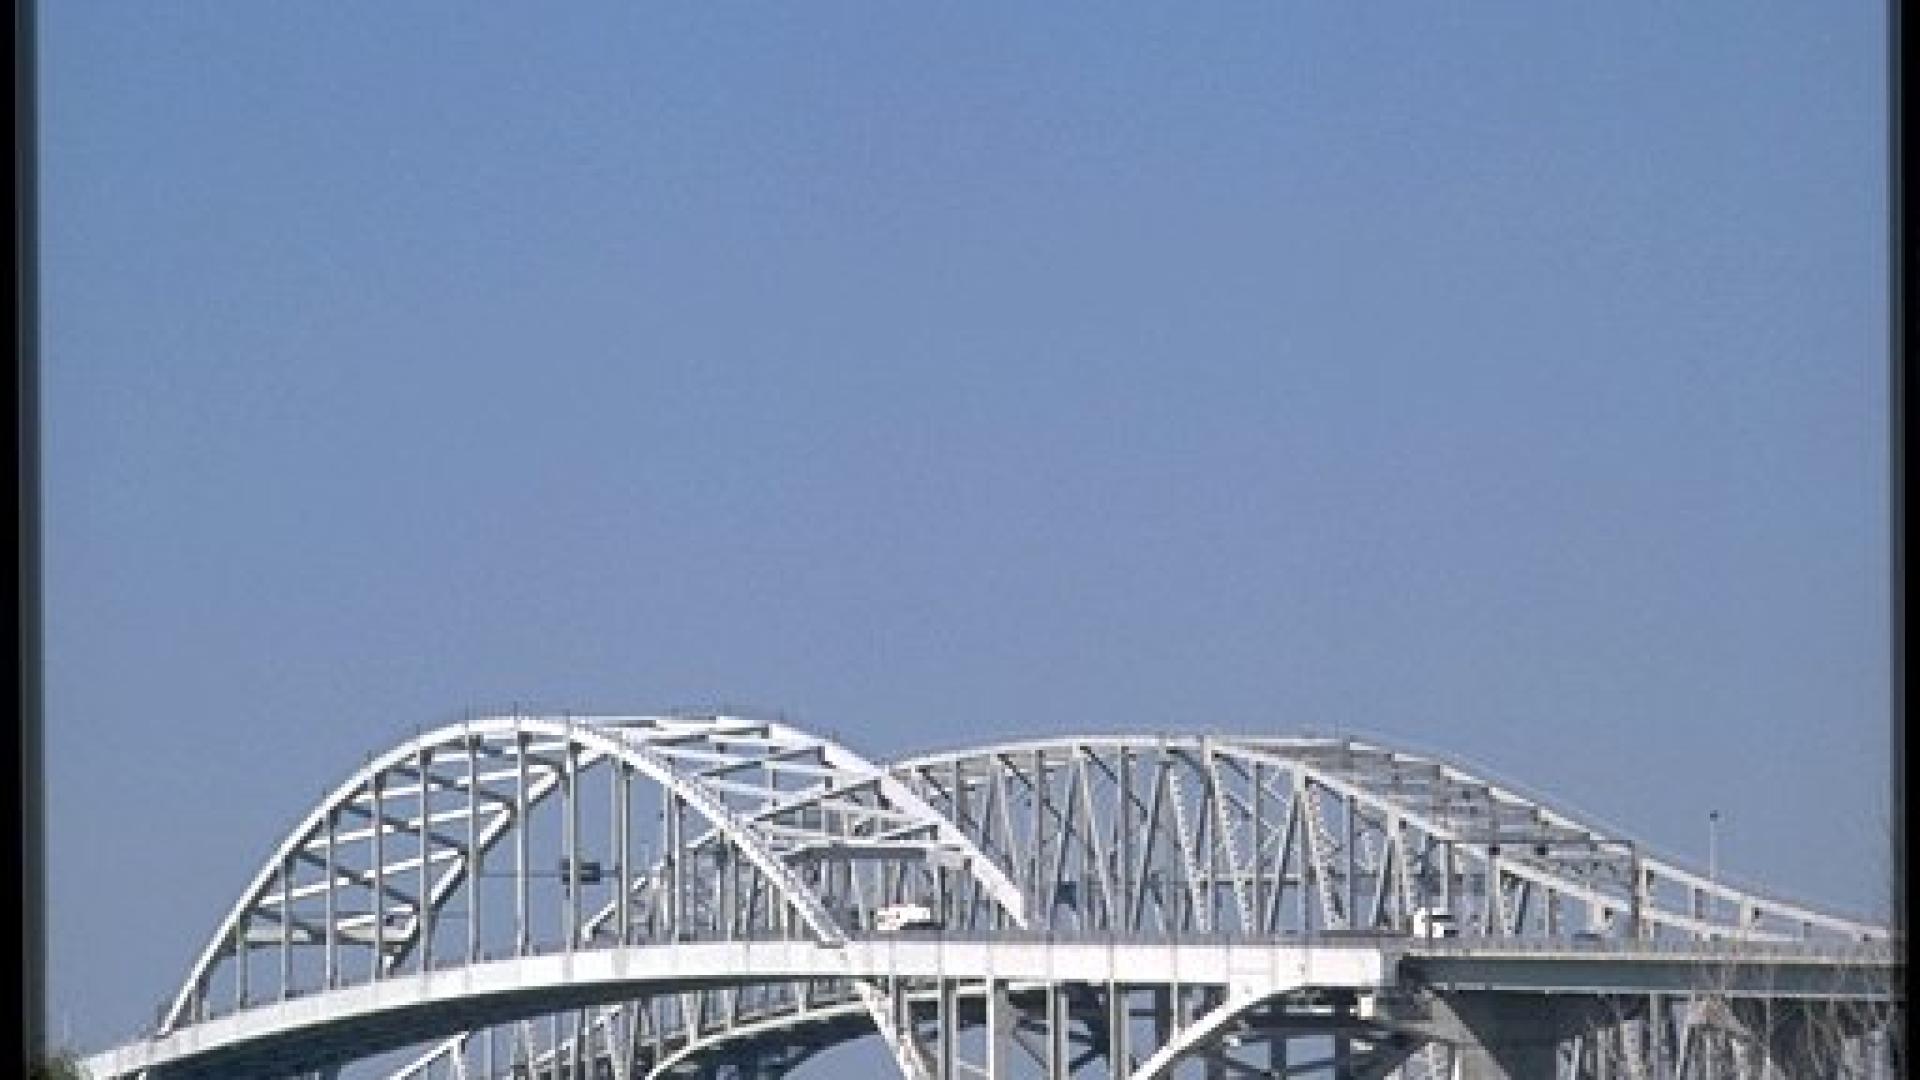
left=85, top=714, right=1901, bottom=1079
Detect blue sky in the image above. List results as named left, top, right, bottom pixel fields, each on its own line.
left=41, top=2, right=1889, bottom=1063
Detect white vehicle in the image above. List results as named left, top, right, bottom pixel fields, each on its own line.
left=1410, top=906, right=1456, bottom=939
left=874, top=903, right=939, bottom=934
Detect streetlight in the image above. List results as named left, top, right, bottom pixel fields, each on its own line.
left=1708, top=810, right=1721, bottom=887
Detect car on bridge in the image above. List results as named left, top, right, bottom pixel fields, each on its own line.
left=874, top=903, right=940, bottom=934
left=1410, top=906, right=1456, bottom=939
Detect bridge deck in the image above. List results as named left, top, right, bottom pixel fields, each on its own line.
left=86, top=936, right=1897, bottom=1079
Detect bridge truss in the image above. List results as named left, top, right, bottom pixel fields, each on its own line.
left=85, top=715, right=1901, bottom=1080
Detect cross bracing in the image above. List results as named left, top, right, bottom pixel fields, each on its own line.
left=84, top=716, right=1900, bottom=1080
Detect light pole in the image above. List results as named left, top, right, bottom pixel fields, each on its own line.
left=1708, top=810, right=1721, bottom=888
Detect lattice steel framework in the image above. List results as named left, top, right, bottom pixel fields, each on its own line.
left=89, top=716, right=1900, bottom=1080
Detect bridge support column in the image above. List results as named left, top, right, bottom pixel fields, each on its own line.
left=1108, top=983, right=1131, bottom=1080
left=1428, top=992, right=1618, bottom=1080
left=1266, top=1026, right=1287, bottom=1077
left=1200, top=987, right=1228, bottom=1080
left=1332, top=995, right=1354, bottom=1079
left=1047, top=982, right=1070, bottom=1079
left=1725, top=998, right=1896, bottom=1080
left=937, top=979, right=958, bottom=1079
left=1150, top=985, right=1173, bottom=1053
left=986, top=979, right=1014, bottom=1079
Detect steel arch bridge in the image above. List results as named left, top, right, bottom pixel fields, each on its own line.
left=84, top=714, right=1901, bottom=1080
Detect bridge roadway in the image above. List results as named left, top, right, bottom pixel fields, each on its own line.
left=84, top=935, right=1896, bottom=1079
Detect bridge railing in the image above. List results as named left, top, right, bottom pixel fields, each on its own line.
left=1397, top=933, right=1895, bottom=963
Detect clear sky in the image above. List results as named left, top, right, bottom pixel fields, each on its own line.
left=41, top=1, right=1889, bottom=1066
